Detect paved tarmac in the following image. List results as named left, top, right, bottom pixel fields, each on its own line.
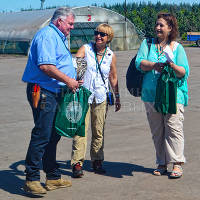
left=0, top=47, right=199, bottom=200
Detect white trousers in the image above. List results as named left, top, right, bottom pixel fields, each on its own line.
left=144, top=102, right=186, bottom=165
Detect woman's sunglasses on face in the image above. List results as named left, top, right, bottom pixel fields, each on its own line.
left=94, top=31, right=108, bottom=37
left=162, top=13, right=171, bottom=17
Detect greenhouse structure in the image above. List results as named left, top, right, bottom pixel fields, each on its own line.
left=0, top=6, right=144, bottom=54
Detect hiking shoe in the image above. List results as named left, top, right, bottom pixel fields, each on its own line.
left=23, top=181, right=47, bottom=195
left=92, top=160, right=106, bottom=174
left=45, top=178, right=72, bottom=191
left=72, top=162, right=84, bottom=178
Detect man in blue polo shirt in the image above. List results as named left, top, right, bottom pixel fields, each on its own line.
left=22, top=7, right=82, bottom=195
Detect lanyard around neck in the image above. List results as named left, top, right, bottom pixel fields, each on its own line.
left=49, top=24, right=69, bottom=52
left=94, top=47, right=107, bottom=72
left=156, top=39, right=169, bottom=61
left=94, top=46, right=107, bottom=85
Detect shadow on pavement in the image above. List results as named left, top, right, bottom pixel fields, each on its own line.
left=0, top=160, right=44, bottom=198
left=65, top=160, right=153, bottom=178
left=0, top=159, right=153, bottom=197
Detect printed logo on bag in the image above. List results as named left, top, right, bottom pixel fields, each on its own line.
left=66, top=101, right=82, bottom=123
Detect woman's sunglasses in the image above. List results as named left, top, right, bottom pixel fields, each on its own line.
left=163, top=13, right=171, bottom=16
left=94, top=31, right=108, bottom=37
left=159, top=13, right=171, bottom=17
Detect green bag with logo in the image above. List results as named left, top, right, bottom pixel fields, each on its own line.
left=55, top=86, right=91, bottom=138
left=154, top=64, right=178, bottom=114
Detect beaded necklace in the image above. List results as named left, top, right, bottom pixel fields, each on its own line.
left=96, top=52, right=104, bottom=56
left=94, top=43, right=107, bottom=57
left=94, top=46, right=107, bottom=73
left=156, top=42, right=167, bottom=62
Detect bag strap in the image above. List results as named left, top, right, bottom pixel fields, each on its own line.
left=96, top=55, right=112, bottom=92
left=97, top=63, right=106, bottom=85
left=95, top=51, right=112, bottom=92
left=94, top=46, right=107, bottom=85
left=146, top=38, right=152, bottom=53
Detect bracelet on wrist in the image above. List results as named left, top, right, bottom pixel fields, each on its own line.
left=115, top=94, right=120, bottom=98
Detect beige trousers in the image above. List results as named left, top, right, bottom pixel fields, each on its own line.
left=71, top=100, right=107, bottom=166
left=144, top=102, right=186, bottom=165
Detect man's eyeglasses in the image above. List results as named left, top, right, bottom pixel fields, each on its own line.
left=94, top=31, right=108, bottom=37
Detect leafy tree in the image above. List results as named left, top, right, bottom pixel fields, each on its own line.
left=18, top=1, right=200, bottom=39
left=102, top=2, right=200, bottom=38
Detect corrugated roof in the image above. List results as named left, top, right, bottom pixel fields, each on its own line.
left=0, top=6, right=144, bottom=51
left=0, top=9, right=55, bottom=41
left=0, top=6, right=140, bottom=41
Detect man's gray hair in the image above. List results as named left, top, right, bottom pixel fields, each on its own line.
left=51, top=7, right=75, bottom=22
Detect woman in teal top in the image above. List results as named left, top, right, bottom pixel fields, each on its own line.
left=135, top=12, right=189, bottom=178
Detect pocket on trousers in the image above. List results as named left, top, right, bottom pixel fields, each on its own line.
left=178, top=104, right=184, bottom=122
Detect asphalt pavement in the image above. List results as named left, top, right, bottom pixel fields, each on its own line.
left=0, top=47, right=199, bottom=200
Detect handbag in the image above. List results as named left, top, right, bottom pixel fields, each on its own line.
left=106, top=84, right=115, bottom=105
left=126, top=38, right=152, bottom=97
left=99, top=72, right=114, bottom=106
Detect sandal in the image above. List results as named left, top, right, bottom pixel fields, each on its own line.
left=153, top=165, right=168, bottom=176
left=170, top=164, right=183, bottom=179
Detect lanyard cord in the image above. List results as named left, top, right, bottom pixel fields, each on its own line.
left=156, top=43, right=165, bottom=61
left=94, top=46, right=107, bottom=84
left=156, top=38, right=169, bottom=62
left=49, top=24, right=70, bottom=53
left=49, top=24, right=77, bottom=80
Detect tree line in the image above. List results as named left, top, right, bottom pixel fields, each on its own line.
left=15, top=1, right=200, bottom=40
left=99, top=2, right=200, bottom=40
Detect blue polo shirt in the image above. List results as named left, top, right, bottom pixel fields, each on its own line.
left=22, top=23, right=76, bottom=93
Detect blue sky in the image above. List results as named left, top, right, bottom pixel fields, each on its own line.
left=0, top=0, right=199, bottom=12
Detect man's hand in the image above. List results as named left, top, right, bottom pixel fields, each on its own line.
left=39, top=64, right=84, bottom=93
left=67, top=79, right=84, bottom=93
left=66, top=77, right=79, bottom=93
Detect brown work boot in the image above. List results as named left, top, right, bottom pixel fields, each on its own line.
left=45, top=178, right=72, bottom=191
left=23, top=181, right=47, bottom=195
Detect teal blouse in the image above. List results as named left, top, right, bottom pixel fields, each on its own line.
left=135, top=39, right=189, bottom=106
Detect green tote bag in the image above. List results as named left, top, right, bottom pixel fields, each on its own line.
left=55, top=86, right=91, bottom=138
left=154, top=64, right=178, bottom=114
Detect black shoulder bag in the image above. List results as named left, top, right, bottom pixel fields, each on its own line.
left=126, top=38, right=152, bottom=97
